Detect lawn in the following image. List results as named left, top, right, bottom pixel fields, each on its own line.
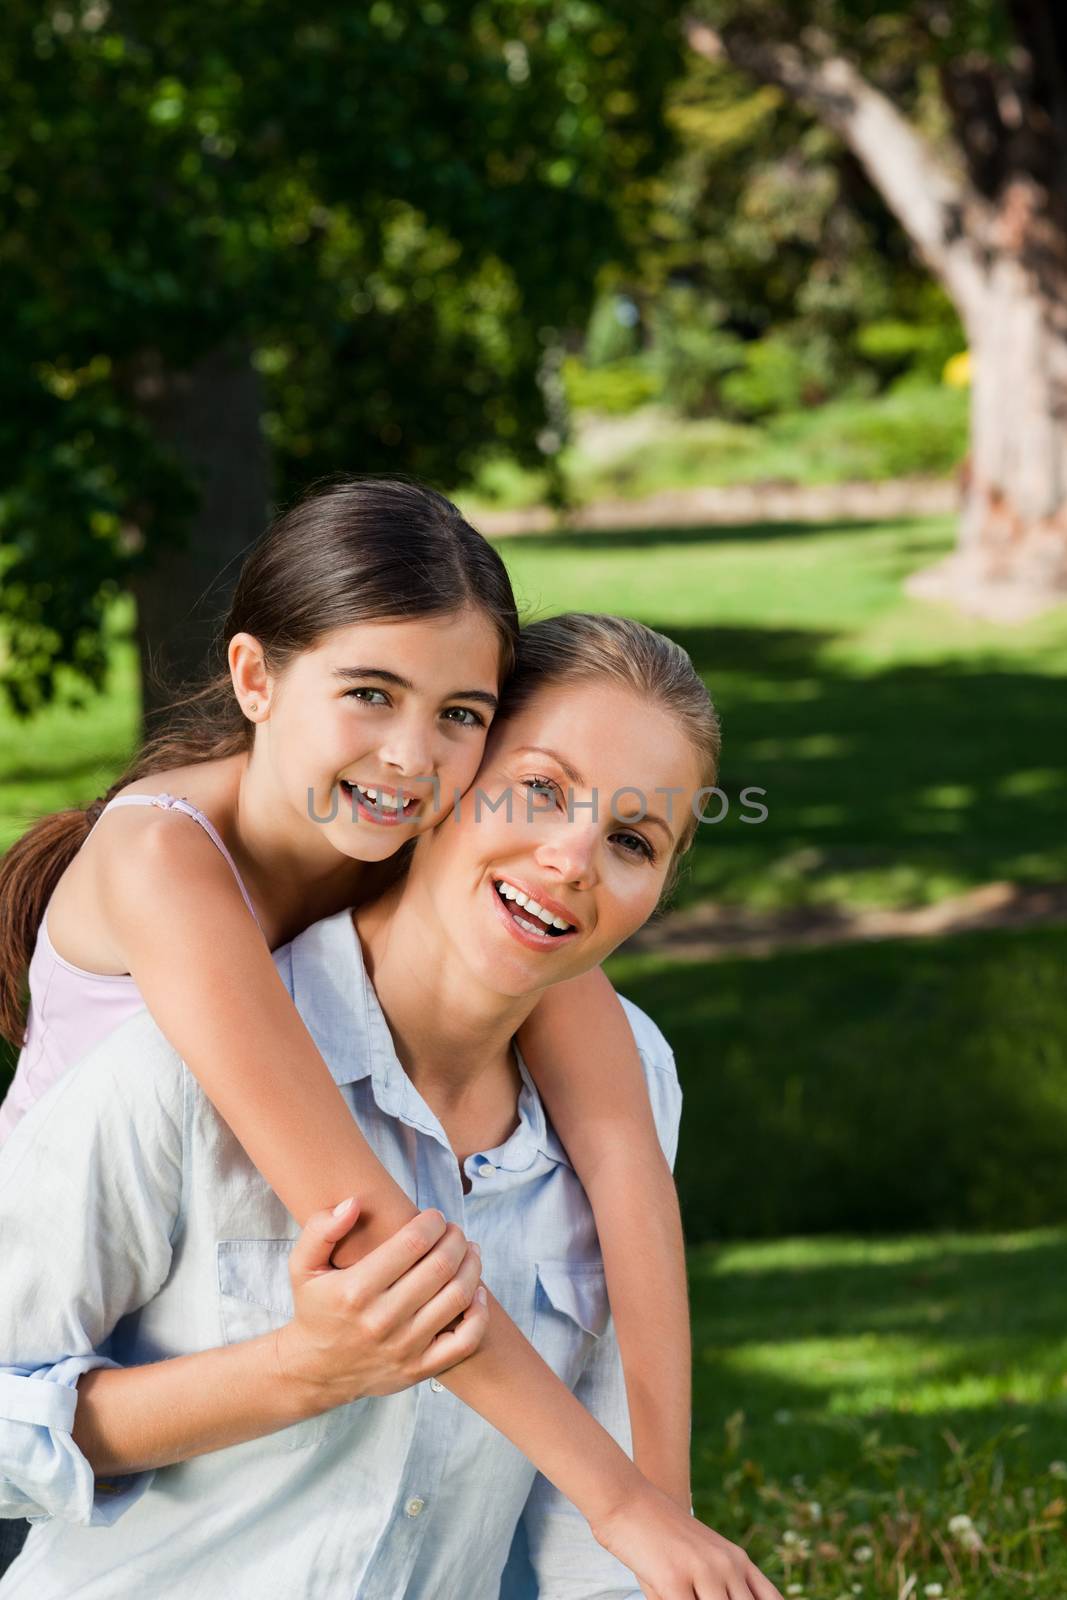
left=499, top=516, right=1067, bottom=913
left=688, top=1226, right=1067, bottom=1598
left=2, top=513, right=1066, bottom=1593
left=5, top=517, right=1067, bottom=913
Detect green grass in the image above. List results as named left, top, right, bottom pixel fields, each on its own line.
left=0, top=596, right=140, bottom=852
left=4, top=516, right=1066, bottom=914
left=499, top=516, right=1067, bottom=912
left=607, top=926, right=1067, bottom=1241
left=688, top=1226, right=1067, bottom=1597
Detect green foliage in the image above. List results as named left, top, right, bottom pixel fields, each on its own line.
left=561, top=355, right=660, bottom=415
left=602, top=41, right=967, bottom=423
left=719, top=328, right=842, bottom=417
left=583, top=291, right=642, bottom=367
left=0, top=0, right=681, bottom=711
left=649, top=287, right=745, bottom=415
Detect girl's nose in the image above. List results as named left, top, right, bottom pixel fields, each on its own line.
left=378, top=719, right=434, bottom=779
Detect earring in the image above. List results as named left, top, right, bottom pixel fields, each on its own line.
left=248, top=701, right=258, bottom=713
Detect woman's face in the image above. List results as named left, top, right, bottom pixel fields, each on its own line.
left=415, top=677, right=702, bottom=995
left=251, top=609, right=504, bottom=863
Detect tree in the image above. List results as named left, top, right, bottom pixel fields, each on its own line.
left=0, top=2, right=677, bottom=720
left=687, top=1, right=1067, bottom=619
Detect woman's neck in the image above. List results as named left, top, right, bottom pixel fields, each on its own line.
left=354, top=883, right=537, bottom=1112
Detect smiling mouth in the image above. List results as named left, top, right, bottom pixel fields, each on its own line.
left=340, top=779, right=421, bottom=822
left=492, top=877, right=578, bottom=943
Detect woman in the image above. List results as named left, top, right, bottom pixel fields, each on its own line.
left=0, top=616, right=779, bottom=1600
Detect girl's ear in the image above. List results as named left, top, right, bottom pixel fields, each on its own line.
left=228, top=632, right=272, bottom=723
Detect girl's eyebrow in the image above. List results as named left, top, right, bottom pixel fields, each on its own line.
left=332, top=666, right=498, bottom=708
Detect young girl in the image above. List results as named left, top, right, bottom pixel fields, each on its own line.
left=0, top=479, right=692, bottom=1535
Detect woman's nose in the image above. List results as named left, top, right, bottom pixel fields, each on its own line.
left=533, top=825, right=600, bottom=888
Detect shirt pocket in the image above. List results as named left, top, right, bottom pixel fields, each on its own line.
left=216, top=1238, right=361, bottom=1454
left=531, top=1259, right=609, bottom=1387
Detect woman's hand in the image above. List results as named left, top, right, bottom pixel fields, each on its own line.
left=273, top=1197, right=488, bottom=1414
left=592, top=1482, right=784, bottom=1600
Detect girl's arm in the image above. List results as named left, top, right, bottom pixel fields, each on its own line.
left=516, top=965, right=692, bottom=1509
left=74, top=1200, right=487, bottom=1475
left=92, top=818, right=650, bottom=1528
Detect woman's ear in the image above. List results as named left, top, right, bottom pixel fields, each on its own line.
left=228, top=632, right=272, bottom=723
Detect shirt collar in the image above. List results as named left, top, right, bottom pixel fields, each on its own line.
left=282, top=910, right=558, bottom=1172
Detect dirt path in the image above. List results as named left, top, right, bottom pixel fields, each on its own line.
left=622, top=880, right=1067, bottom=962
left=476, top=476, right=957, bottom=537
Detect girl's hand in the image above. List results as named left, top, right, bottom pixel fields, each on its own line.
left=273, top=1197, right=488, bottom=1412
left=592, top=1482, right=784, bottom=1600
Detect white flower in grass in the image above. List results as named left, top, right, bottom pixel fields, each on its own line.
left=808, top=1501, right=823, bottom=1522
left=1050, top=1460, right=1067, bottom=1479
left=786, top=1586, right=805, bottom=1596
left=853, top=1544, right=873, bottom=1563
left=947, top=1512, right=982, bottom=1551
left=924, top=1585, right=944, bottom=1597
left=782, top=1530, right=801, bottom=1546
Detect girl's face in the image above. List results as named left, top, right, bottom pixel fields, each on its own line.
left=414, top=677, right=703, bottom=995
left=255, top=609, right=504, bottom=863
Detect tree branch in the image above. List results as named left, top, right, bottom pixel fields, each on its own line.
left=685, top=16, right=990, bottom=321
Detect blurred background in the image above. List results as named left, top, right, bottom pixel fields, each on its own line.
left=2, top=3, right=1067, bottom=1594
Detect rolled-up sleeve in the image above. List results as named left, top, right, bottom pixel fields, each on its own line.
left=0, top=1020, right=185, bottom=1526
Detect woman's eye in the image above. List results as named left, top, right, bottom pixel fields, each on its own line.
left=442, top=707, right=486, bottom=728
left=522, top=775, right=560, bottom=804
left=614, top=831, right=655, bottom=862
left=344, top=687, right=389, bottom=705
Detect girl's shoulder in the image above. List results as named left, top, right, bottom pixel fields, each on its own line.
left=48, top=757, right=248, bottom=973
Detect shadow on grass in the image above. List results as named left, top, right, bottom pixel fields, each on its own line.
left=649, top=620, right=1067, bottom=908
left=688, top=1228, right=1067, bottom=1484
left=608, top=925, right=1067, bottom=1241
left=498, top=516, right=948, bottom=553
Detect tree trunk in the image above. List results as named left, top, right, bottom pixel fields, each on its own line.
left=906, top=202, right=1067, bottom=620
left=127, top=344, right=270, bottom=731
left=686, top=20, right=1067, bottom=619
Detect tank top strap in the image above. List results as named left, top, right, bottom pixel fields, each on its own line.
left=93, top=793, right=263, bottom=933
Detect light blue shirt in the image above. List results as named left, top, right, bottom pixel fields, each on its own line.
left=0, top=909, right=682, bottom=1599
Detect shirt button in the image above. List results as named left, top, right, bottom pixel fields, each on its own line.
left=477, top=1159, right=495, bottom=1176
left=428, top=1377, right=444, bottom=1393
left=405, top=1496, right=426, bottom=1518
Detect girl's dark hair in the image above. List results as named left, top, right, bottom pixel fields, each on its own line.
left=0, top=477, right=518, bottom=1046
left=497, top=612, right=721, bottom=900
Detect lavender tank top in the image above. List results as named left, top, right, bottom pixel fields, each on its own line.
left=0, top=792, right=261, bottom=1146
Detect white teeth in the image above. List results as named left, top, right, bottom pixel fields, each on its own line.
left=356, top=784, right=407, bottom=812
left=514, top=915, right=549, bottom=937
left=495, top=881, right=574, bottom=934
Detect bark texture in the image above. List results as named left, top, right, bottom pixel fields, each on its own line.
left=126, top=345, right=269, bottom=728
left=686, top=12, right=1067, bottom=618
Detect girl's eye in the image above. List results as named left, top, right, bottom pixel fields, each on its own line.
left=613, top=831, right=655, bottom=862
left=442, top=707, right=486, bottom=729
left=344, top=687, right=389, bottom=705
left=522, top=775, right=560, bottom=805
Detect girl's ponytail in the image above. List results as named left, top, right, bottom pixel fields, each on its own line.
left=0, top=806, right=97, bottom=1046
